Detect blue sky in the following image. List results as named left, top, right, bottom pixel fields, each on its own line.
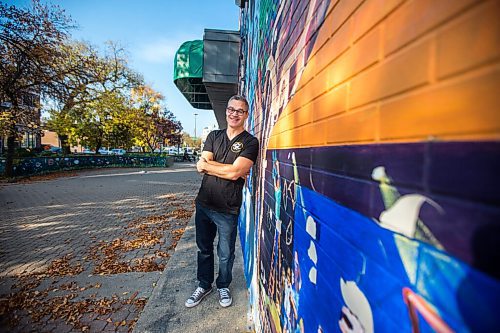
left=8, top=0, right=241, bottom=137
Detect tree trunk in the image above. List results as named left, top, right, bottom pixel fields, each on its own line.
left=59, top=134, right=70, bottom=154
left=5, top=134, right=16, bottom=178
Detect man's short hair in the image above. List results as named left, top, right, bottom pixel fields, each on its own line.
left=228, top=95, right=249, bottom=111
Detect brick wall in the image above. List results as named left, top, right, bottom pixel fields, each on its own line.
left=239, top=1, right=500, bottom=332
left=269, top=0, right=499, bottom=148
left=41, top=130, right=60, bottom=147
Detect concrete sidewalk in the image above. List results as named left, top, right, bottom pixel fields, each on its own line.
left=134, top=215, right=250, bottom=333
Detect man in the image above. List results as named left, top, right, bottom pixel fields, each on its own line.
left=183, top=148, right=190, bottom=162
left=185, top=95, right=259, bottom=308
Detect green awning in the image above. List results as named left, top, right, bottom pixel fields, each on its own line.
left=173, top=40, right=211, bottom=110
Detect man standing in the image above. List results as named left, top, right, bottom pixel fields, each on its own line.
left=185, top=95, right=259, bottom=308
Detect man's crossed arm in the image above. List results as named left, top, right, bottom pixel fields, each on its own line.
left=197, top=151, right=253, bottom=181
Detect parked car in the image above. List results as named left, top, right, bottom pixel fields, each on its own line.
left=167, top=147, right=184, bottom=155
left=82, top=149, right=95, bottom=154
left=41, top=144, right=62, bottom=154
left=98, top=148, right=110, bottom=155
left=155, top=147, right=174, bottom=153
left=129, top=147, right=142, bottom=153
left=110, top=148, right=126, bottom=155
left=49, top=146, right=62, bottom=154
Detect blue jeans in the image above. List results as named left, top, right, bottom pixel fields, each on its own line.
left=195, top=203, right=238, bottom=289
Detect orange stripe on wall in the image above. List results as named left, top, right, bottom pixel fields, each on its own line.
left=268, top=0, right=500, bottom=150
left=379, top=68, right=500, bottom=141
left=269, top=67, right=500, bottom=149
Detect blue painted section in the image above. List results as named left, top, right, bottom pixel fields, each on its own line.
left=292, top=185, right=500, bottom=332
left=267, top=143, right=500, bottom=272
left=241, top=142, right=499, bottom=332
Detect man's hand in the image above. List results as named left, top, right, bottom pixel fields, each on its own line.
left=197, top=156, right=207, bottom=173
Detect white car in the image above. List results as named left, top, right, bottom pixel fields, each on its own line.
left=167, top=147, right=183, bottom=155
left=98, top=148, right=110, bottom=155
left=110, top=148, right=126, bottom=155
left=82, top=149, right=95, bottom=154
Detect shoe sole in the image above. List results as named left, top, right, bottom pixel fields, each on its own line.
left=185, top=288, right=213, bottom=308
left=219, top=299, right=232, bottom=307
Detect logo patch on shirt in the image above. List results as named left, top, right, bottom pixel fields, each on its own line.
left=231, top=141, right=243, bottom=153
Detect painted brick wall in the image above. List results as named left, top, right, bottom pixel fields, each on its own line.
left=239, top=0, right=499, bottom=332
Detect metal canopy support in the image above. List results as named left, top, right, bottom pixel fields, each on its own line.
left=203, top=29, right=240, bottom=129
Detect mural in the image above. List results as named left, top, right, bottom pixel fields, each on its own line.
left=238, top=0, right=500, bottom=332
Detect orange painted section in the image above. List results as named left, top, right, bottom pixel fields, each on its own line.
left=268, top=0, right=500, bottom=149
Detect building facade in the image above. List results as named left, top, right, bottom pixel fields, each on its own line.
left=0, top=91, right=42, bottom=154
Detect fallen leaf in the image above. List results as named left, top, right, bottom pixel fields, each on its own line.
left=128, top=291, right=138, bottom=302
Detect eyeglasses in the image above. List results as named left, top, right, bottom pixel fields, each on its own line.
left=226, top=107, right=248, bottom=116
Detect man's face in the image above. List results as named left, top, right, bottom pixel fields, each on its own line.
left=226, top=99, right=248, bottom=129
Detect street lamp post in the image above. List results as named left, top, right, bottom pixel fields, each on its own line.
left=194, top=113, right=198, bottom=140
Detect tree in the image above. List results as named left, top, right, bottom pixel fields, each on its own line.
left=130, top=86, right=182, bottom=152
left=46, top=41, right=142, bottom=153
left=66, top=90, right=132, bottom=152
left=181, top=132, right=201, bottom=148
left=45, top=41, right=101, bottom=152
left=159, top=109, right=183, bottom=148
left=0, top=0, right=73, bottom=177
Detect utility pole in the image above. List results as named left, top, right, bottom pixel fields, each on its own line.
left=194, top=113, right=198, bottom=140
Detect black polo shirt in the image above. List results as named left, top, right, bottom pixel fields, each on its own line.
left=195, top=129, right=259, bottom=215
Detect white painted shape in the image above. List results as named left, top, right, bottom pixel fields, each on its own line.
left=307, top=241, right=318, bottom=264
left=309, top=267, right=317, bottom=284
left=306, top=215, right=316, bottom=239
left=276, top=219, right=282, bottom=234
left=371, top=166, right=387, bottom=181
left=379, top=194, right=442, bottom=238
left=340, top=278, right=373, bottom=333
